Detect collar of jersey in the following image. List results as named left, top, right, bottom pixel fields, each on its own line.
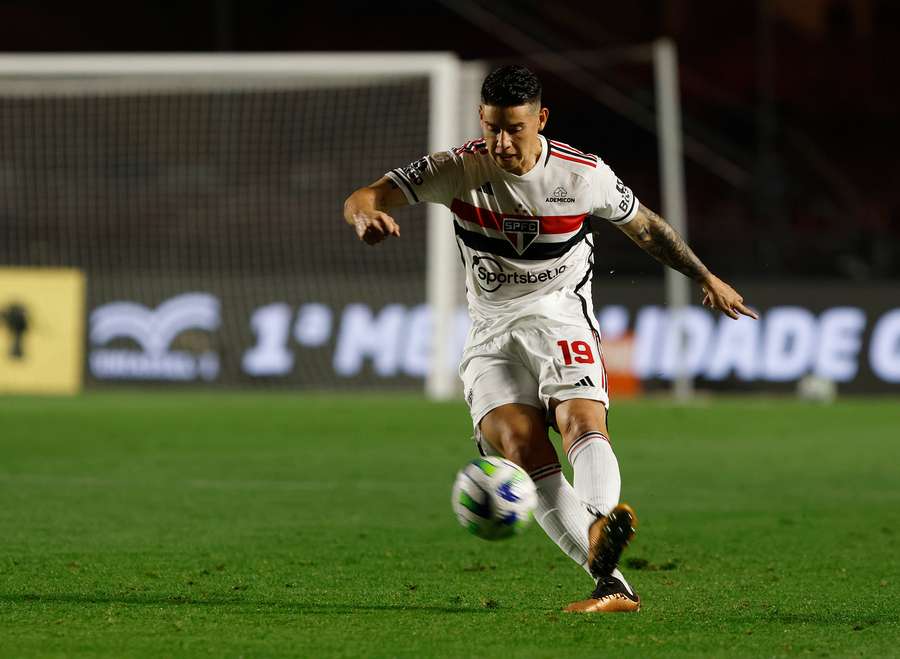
left=487, top=134, right=548, bottom=181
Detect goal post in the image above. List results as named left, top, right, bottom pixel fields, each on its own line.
left=0, top=53, right=468, bottom=396
left=427, top=59, right=488, bottom=400
left=653, top=39, right=693, bottom=400
left=425, top=56, right=462, bottom=400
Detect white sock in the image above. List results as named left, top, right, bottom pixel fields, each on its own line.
left=566, top=431, right=621, bottom=517
left=529, top=464, right=595, bottom=575
left=610, top=567, right=634, bottom=594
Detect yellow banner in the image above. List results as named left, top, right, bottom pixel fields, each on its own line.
left=0, top=268, right=85, bottom=394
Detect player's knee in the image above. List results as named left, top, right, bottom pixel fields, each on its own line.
left=481, top=405, right=556, bottom=472
left=554, top=399, right=609, bottom=446
left=562, top=416, right=597, bottom=442
left=502, top=441, right=555, bottom=473
left=504, top=434, right=556, bottom=472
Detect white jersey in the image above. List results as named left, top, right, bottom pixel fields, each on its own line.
left=385, top=135, right=638, bottom=337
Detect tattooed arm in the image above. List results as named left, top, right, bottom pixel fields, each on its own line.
left=620, top=204, right=710, bottom=281
left=618, top=204, right=758, bottom=320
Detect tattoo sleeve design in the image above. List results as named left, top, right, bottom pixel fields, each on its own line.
left=635, top=205, right=709, bottom=281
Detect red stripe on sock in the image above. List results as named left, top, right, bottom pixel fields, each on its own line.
left=566, top=432, right=610, bottom=461
left=529, top=464, right=562, bottom=482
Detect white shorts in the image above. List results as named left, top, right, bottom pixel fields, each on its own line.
left=459, top=320, right=610, bottom=429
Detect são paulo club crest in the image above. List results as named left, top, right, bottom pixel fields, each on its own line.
left=502, top=218, right=540, bottom=255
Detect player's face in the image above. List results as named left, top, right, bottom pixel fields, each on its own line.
left=480, top=103, right=549, bottom=175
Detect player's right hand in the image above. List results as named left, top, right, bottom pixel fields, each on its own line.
left=352, top=211, right=401, bottom=245
left=701, top=274, right=758, bottom=320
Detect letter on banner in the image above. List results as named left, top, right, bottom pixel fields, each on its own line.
left=762, top=307, right=817, bottom=381
left=295, top=303, right=332, bottom=347
left=243, top=303, right=294, bottom=376
left=869, top=309, right=900, bottom=382
left=704, top=315, right=760, bottom=381
left=814, top=307, right=866, bottom=382
left=632, top=306, right=666, bottom=379
left=334, top=304, right=406, bottom=376
left=659, top=306, right=713, bottom=379
left=597, top=305, right=629, bottom=340
left=402, top=305, right=431, bottom=377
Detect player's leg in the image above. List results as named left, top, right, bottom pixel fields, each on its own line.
left=525, top=324, right=639, bottom=611
left=460, top=332, right=608, bottom=580
left=479, top=403, right=595, bottom=573
left=554, top=397, right=639, bottom=610
left=536, top=326, right=633, bottom=546
left=554, top=398, right=620, bottom=518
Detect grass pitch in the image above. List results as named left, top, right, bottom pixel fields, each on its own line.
left=1, top=393, right=898, bottom=658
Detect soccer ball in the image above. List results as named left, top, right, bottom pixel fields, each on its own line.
left=451, top=457, right=537, bottom=540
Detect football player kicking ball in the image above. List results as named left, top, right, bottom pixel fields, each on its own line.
left=343, top=65, right=757, bottom=613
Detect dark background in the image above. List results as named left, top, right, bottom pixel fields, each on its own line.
left=1, top=0, right=897, bottom=280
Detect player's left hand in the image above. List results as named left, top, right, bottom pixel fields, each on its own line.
left=701, top=274, right=759, bottom=320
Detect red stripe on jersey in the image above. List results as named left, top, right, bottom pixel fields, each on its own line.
left=550, top=141, right=598, bottom=161
left=599, top=350, right=608, bottom=392
left=450, top=198, right=504, bottom=231
left=549, top=151, right=597, bottom=168
left=549, top=141, right=598, bottom=164
left=540, top=212, right=589, bottom=234
left=549, top=139, right=586, bottom=155
left=450, top=199, right=588, bottom=235
left=453, top=139, right=487, bottom=155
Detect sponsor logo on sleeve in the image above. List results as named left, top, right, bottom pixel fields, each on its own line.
left=401, top=157, right=429, bottom=185
left=615, top=178, right=633, bottom=213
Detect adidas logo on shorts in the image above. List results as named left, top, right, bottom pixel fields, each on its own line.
left=573, top=376, right=596, bottom=387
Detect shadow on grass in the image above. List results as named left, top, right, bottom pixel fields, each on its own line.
left=0, top=592, right=493, bottom=614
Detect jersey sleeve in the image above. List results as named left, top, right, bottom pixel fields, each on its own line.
left=590, top=161, right=639, bottom=225
left=384, top=150, right=464, bottom=208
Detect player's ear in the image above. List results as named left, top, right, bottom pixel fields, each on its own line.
left=538, top=107, right=549, bottom=131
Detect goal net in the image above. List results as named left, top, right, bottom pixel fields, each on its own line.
left=0, top=54, right=477, bottom=395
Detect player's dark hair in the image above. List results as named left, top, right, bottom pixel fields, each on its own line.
left=480, top=65, right=542, bottom=108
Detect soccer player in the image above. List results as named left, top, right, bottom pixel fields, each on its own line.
left=343, top=65, right=757, bottom=613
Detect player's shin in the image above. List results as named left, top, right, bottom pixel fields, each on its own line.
left=566, top=431, right=621, bottom=517
left=528, top=464, right=595, bottom=574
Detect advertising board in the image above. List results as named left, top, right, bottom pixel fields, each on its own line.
left=84, top=277, right=899, bottom=394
